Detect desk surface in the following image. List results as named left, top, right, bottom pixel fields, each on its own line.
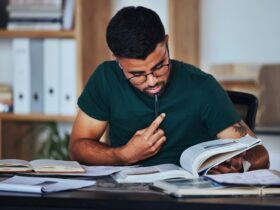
left=0, top=176, right=280, bottom=210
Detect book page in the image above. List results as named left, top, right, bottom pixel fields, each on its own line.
left=153, top=178, right=261, bottom=197
left=22, top=165, right=137, bottom=177
left=29, top=159, right=85, bottom=173
left=112, top=164, right=194, bottom=183
left=0, top=176, right=95, bottom=193
left=206, top=169, right=280, bottom=186
left=0, top=159, right=32, bottom=172
left=180, top=135, right=261, bottom=176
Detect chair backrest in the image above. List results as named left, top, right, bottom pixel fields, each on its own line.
left=227, top=90, right=258, bottom=131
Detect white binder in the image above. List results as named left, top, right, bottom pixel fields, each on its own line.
left=43, top=39, right=60, bottom=115
left=12, top=38, right=31, bottom=114
left=30, top=39, right=44, bottom=113
left=60, top=39, right=77, bottom=116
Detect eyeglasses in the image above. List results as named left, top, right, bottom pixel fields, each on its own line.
left=119, top=49, right=170, bottom=85
left=128, top=63, right=170, bottom=85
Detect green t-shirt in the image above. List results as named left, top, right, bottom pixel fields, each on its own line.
left=78, top=60, right=241, bottom=166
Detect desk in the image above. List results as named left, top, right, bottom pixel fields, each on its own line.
left=0, top=177, right=279, bottom=210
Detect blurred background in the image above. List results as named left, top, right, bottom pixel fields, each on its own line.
left=0, top=0, right=279, bottom=169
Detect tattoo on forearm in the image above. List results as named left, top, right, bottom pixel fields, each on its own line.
left=233, top=121, right=248, bottom=136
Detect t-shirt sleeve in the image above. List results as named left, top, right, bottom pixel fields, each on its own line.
left=199, top=75, right=241, bottom=137
left=77, top=63, right=110, bottom=121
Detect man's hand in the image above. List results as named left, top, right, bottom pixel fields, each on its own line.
left=208, top=152, right=246, bottom=174
left=118, top=113, right=166, bottom=164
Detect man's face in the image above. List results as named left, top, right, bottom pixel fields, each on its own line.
left=118, top=41, right=170, bottom=97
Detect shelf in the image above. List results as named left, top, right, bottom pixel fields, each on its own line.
left=218, top=79, right=259, bottom=91
left=0, top=113, right=75, bottom=123
left=0, top=29, right=75, bottom=38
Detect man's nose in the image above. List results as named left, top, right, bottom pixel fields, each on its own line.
left=146, top=73, right=158, bottom=86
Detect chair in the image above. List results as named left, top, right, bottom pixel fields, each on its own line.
left=227, top=90, right=258, bottom=131
left=258, top=65, right=280, bottom=126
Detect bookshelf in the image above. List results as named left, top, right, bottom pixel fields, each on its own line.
left=0, top=0, right=112, bottom=159
left=0, top=30, right=75, bottom=38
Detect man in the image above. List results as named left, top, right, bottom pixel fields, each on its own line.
left=69, top=6, right=269, bottom=173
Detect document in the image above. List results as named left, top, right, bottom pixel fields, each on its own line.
left=152, top=177, right=280, bottom=198
left=0, top=176, right=95, bottom=193
left=205, top=169, right=280, bottom=186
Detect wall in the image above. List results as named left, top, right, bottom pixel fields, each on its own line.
left=200, top=0, right=280, bottom=71
left=258, top=134, right=280, bottom=170
left=111, top=0, right=169, bottom=34
left=200, top=0, right=280, bottom=170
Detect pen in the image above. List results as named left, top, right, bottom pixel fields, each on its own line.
left=154, top=94, right=159, bottom=117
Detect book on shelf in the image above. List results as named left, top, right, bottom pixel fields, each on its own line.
left=0, top=159, right=85, bottom=173
left=0, top=175, right=95, bottom=193
left=7, top=0, right=62, bottom=12
left=151, top=176, right=280, bottom=198
left=7, top=22, right=61, bottom=30
left=112, top=135, right=261, bottom=183
left=9, top=38, right=77, bottom=115
left=62, top=0, right=75, bottom=30
left=6, top=0, right=63, bottom=31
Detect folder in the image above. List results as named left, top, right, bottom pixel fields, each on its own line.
left=60, top=39, right=77, bottom=116
left=12, top=38, right=31, bottom=114
left=43, top=39, right=60, bottom=115
left=62, top=0, right=75, bottom=30
left=30, top=39, right=44, bottom=113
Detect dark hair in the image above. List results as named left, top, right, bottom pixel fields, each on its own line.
left=106, top=6, right=165, bottom=59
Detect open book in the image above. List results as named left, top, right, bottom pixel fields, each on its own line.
left=0, top=176, right=95, bottom=193
left=0, top=159, right=85, bottom=173
left=152, top=177, right=280, bottom=198
left=112, top=135, right=261, bottom=183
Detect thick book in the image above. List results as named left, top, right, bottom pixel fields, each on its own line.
left=152, top=177, right=280, bottom=198
left=112, top=135, right=261, bottom=183
left=0, top=159, right=85, bottom=173
left=0, top=175, right=95, bottom=194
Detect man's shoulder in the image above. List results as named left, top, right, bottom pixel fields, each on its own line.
left=95, top=61, right=118, bottom=73
left=89, top=61, right=121, bottom=81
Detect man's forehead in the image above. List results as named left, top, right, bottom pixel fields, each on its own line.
left=118, top=43, right=166, bottom=71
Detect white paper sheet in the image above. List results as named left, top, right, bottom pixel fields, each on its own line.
left=0, top=176, right=95, bottom=193
left=206, top=169, right=280, bottom=186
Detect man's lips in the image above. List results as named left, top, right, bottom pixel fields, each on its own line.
left=146, top=84, right=162, bottom=94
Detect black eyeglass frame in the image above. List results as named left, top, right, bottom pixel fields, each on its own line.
left=118, top=46, right=171, bottom=85
left=127, top=63, right=170, bottom=85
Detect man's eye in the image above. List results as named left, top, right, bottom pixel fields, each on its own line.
left=154, top=64, right=164, bottom=70
left=132, top=72, right=144, bottom=77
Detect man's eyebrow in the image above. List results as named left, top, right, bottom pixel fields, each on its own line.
left=128, top=70, right=145, bottom=74
left=127, top=48, right=167, bottom=74
left=151, top=58, right=165, bottom=70
left=151, top=49, right=167, bottom=70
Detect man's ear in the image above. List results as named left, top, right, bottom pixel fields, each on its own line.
left=111, top=53, right=116, bottom=60
left=165, top=34, right=169, bottom=45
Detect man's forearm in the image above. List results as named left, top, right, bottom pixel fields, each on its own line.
left=69, top=139, right=126, bottom=166
left=245, top=145, right=270, bottom=170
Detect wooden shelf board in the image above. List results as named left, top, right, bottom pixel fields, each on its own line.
left=0, top=113, right=75, bottom=123
left=0, top=30, right=75, bottom=38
